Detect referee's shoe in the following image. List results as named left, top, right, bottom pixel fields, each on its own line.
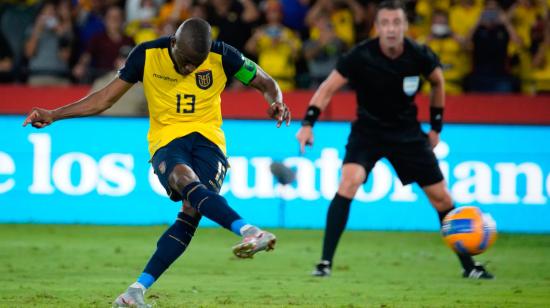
left=312, top=260, right=331, bottom=277
left=463, top=262, right=494, bottom=279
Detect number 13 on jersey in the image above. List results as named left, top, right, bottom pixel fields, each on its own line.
left=176, top=94, right=196, bottom=113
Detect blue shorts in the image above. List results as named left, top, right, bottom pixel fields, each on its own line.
left=151, top=132, right=228, bottom=201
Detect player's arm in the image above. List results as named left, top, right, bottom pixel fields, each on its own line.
left=247, top=65, right=290, bottom=127
left=296, top=70, right=348, bottom=154
left=23, top=78, right=133, bottom=128
left=427, top=67, right=445, bottom=148
left=221, top=40, right=290, bottom=128
left=24, top=42, right=144, bottom=129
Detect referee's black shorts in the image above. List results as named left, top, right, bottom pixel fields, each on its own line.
left=343, top=130, right=444, bottom=187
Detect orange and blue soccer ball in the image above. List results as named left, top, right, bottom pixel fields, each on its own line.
left=441, top=206, right=497, bottom=256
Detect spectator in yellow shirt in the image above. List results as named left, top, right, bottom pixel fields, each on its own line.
left=245, top=0, right=301, bottom=91
left=532, top=18, right=550, bottom=92
left=449, top=0, right=482, bottom=40
left=422, top=10, right=468, bottom=94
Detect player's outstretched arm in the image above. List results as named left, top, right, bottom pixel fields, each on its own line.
left=248, top=65, right=291, bottom=128
left=23, top=77, right=133, bottom=129
left=296, top=70, right=348, bottom=154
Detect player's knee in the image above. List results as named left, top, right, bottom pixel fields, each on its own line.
left=168, top=164, right=199, bottom=193
left=181, top=201, right=199, bottom=218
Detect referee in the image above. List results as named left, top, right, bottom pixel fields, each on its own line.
left=296, top=0, right=493, bottom=279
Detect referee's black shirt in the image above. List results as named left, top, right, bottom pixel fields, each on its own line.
left=336, top=37, right=441, bottom=141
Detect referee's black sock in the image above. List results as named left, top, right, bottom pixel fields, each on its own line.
left=139, top=212, right=200, bottom=288
left=437, top=207, right=476, bottom=272
left=321, top=193, right=352, bottom=264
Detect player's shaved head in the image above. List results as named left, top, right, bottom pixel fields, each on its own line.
left=171, top=18, right=212, bottom=75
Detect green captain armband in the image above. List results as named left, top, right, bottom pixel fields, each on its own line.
left=234, top=57, right=257, bottom=85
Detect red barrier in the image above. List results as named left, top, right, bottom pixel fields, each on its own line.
left=1, top=85, right=549, bottom=124
left=0, top=85, right=91, bottom=113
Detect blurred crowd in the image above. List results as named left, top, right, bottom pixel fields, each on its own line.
left=0, top=0, right=549, bottom=94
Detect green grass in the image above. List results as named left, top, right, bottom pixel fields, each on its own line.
left=1, top=225, right=549, bottom=307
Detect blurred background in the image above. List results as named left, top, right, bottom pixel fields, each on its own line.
left=0, top=0, right=549, bottom=94
left=0, top=0, right=549, bottom=233
left=0, top=3, right=549, bottom=306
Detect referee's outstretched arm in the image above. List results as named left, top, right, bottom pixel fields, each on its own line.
left=426, top=67, right=445, bottom=149
left=296, top=70, right=348, bottom=154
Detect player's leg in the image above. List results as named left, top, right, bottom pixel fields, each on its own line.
left=168, top=163, right=276, bottom=256
left=179, top=133, right=275, bottom=258
left=422, top=182, right=493, bottom=279
left=313, top=163, right=367, bottom=277
left=139, top=202, right=201, bottom=287
left=113, top=202, right=199, bottom=308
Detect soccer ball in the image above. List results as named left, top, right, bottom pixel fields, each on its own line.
left=441, top=206, right=497, bottom=256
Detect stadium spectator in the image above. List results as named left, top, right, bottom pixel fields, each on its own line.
left=508, top=0, right=544, bottom=49
left=303, top=13, right=346, bottom=88
left=125, top=0, right=161, bottom=23
left=508, top=0, right=546, bottom=92
left=279, top=0, right=311, bottom=37
left=296, top=0, right=494, bottom=280
left=25, top=0, right=75, bottom=85
left=124, top=0, right=160, bottom=44
left=412, top=0, right=452, bottom=38
left=158, top=0, right=192, bottom=24
left=245, top=0, right=302, bottom=91
left=421, top=10, right=467, bottom=94
left=0, top=30, right=15, bottom=83
left=0, top=3, right=37, bottom=82
left=75, top=0, right=105, bottom=51
left=464, top=0, right=523, bottom=92
left=305, top=0, right=365, bottom=48
left=207, top=0, right=260, bottom=52
left=72, top=6, right=134, bottom=83
left=23, top=18, right=290, bottom=307
left=449, top=0, right=482, bottom=40
left=532, top=17, right=550, bottom=92
left=92, top=46, right=147, bottom=116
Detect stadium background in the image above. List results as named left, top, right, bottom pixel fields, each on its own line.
left=0, top=0, right=550, bottom=307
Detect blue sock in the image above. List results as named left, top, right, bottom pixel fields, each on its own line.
left=137, top=273, right=155, bottom=289
left=181, top=182, right=243, bottom=233
left=230, top=219, right=248, bottom=236
left=139, top=212, right=200, bottom=287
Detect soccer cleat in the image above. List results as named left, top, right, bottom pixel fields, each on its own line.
left=232, top=227, right=276, bottom=258
left=112, top=287, right=151, bottom=308
left=312, top=260, right=331, bottom=277
left=463, top=262, right=494, bottom=279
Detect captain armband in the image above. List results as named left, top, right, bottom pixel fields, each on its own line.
left=234, top=57, right=257, bottom=85
left=302, top=106, right=321, bottom=127
left=430, top=106, right=444, bottom=133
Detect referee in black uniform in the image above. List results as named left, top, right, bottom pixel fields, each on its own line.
left=296, top=0, right=493, bottom=279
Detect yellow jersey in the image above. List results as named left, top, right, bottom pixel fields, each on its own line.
left=118, top=37, right=257, bottom=157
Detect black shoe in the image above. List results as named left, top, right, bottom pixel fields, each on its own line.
left=463, top=262, right=494, bottom=279
left=312, top=260, right=331, bottom=277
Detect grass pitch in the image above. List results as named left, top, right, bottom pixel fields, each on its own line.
left=1, top=224, right=549, bottom=307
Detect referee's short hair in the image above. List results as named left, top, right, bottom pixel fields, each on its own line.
left=376, top=0, right=406, bottom=15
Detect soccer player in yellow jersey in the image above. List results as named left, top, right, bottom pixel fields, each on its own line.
left=23, top=18, right=291, bottom=308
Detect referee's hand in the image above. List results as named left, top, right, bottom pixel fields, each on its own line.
left=296, top=125, right=314, bottom=154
